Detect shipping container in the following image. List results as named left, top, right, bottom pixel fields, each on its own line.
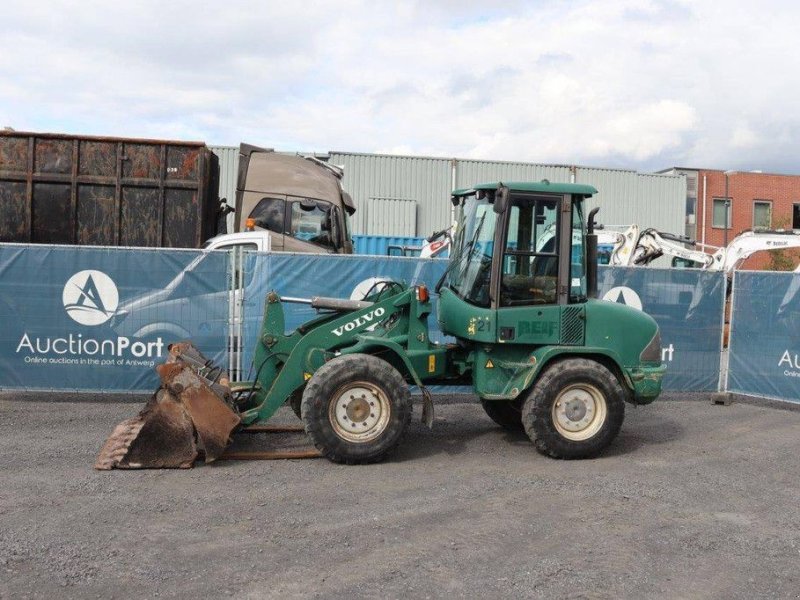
left=0, top=131, right=221, bottom=248
left=351, top=234, right=427, bottom=256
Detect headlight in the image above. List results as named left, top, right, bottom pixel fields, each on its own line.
left=639, top=330, right=661, bottom=363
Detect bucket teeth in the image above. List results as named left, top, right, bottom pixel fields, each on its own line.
left=95, top=343, right=240, bottom=470
left=94, top=417, right=146, bottom=470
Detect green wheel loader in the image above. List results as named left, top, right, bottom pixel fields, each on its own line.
left=96, top=181, right=665, bottom=469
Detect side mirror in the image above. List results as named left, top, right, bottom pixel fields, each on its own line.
left=493, top=184, right=509, bottom=214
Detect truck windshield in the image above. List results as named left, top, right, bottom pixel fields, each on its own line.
left=445, top=193, right=498, bottom=306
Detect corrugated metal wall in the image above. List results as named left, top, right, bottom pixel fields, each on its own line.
left=213, top=146, right=686, bottom=239
left=210, top=146, right=238, bottom=206
left=575, top=167, right=686, bottom=235
left=367, top=198, right=417, bottom=236
left=210, top=145, right=239, bottom=232
left=454, top=159, right=573, bottom=190
left=328, top=152, right=453, bottom=236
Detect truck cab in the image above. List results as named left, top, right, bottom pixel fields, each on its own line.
left=234, top=144, right=354, bottom=254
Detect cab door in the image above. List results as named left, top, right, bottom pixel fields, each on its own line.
left=493, top=193, right=570, bottom=345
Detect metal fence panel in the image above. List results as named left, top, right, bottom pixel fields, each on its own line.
left=598, top=266, right=725, bottom=391
left=0, top=244, right=229, bottom=392
left=728, top=271, right=800, bottom=402
left=0, top=246, right=730, bottom=396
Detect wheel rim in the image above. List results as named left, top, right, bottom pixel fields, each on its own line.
left=551, top=383, right=608, bottom=442
left=328, top=381, right=391, bottom=443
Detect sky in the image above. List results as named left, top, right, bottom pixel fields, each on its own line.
left=1, top=0, right=799, bottom=174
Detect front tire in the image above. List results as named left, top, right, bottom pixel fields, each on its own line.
left=522, top=358, right=625, bottom=459
left=301, top=354, right=412, bottom=464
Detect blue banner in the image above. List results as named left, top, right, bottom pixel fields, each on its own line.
left=0, top=246, right=731, bottom=396
left=0, top=244, right=229, bottom=392
left=728, top=271, right=800, bottom=402
left=598, top=266, right=726, bottom=391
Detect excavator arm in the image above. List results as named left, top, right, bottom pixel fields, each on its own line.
left=711, top=230, right=800, bottom=272
left=609, top=226, right=800, bottom=273
left=608, top=225, right=713, bottom=268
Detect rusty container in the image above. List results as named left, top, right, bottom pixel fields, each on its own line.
left=0, top=131, right=221, bottom=247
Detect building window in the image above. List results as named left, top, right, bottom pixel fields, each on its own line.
left=753, top=200, right=772, bottom=230
left=712, top=198, right=732, bottom=229
left=794, top=203, right=800, bottom=230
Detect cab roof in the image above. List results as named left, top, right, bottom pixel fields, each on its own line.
left=452, top=180, right=597, bottom=198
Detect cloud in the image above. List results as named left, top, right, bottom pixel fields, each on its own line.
left=1, top=0, right=800, bottom=173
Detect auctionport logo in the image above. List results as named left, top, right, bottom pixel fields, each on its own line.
left=15, top=268, right=164, bottom=366
left=62, top=270, right=119, bottom=326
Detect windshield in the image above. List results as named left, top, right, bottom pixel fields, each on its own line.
left=445, top=194, right=498, bottom=306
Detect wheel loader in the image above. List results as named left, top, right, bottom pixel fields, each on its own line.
left=96, top=181, right=666, bottom=469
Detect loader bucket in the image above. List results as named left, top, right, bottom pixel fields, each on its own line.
left=95, top=343, right=240, bottom=470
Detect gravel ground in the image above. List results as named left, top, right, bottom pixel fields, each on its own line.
left=2, top=394, right=800, bottom=599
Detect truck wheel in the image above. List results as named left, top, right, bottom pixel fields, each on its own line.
left=521, top=359, right=625, bottom=459
left=480, top=399, right=524, bottom=432
left=301, top=354, right=412, bottom=464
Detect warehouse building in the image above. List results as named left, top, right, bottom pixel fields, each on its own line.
left=211, top=146, right=687, bottom=242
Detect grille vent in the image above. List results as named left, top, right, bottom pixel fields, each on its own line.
left=561, top=306, right=584, bottom=345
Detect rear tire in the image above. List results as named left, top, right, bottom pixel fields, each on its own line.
left=301, top=354, right=412, bottom=464
left=522, top=358, right=625, bottom=459
left=480, top=399, right=524, bottom=432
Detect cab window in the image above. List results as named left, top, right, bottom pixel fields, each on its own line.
left=500, top=197, right=559, bottom=306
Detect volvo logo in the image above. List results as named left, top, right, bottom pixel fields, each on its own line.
left=331, top=307, right=386, bottom=337
left=62, top=270, right=119, bottom=326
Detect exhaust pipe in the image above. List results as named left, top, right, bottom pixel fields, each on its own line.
left=586, top=207, right=600, bottom=299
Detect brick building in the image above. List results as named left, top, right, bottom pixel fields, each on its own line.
left=659, top=168, right=800, bottom=270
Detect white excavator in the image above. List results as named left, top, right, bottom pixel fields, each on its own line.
left=608, top=224, right=800, bottom=274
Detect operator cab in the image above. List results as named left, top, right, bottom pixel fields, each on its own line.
left=443, top=181, right=596, bottom=307
left=437, top=181, right=598, bottom=345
